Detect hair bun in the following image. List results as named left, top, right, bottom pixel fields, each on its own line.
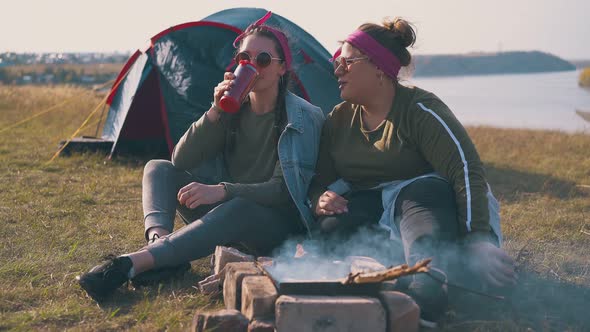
left=383, top=17, right=416, bottom=48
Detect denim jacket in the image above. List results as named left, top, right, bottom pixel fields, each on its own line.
left=278, top=93, right=325, bottom=235
left=184, top=92, right=325, bottom=235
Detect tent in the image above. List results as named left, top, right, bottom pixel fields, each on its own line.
left=63, top=7, right=341, bottom=158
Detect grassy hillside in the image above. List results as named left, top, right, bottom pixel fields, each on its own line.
left=0, top=86, right=589, bottom=331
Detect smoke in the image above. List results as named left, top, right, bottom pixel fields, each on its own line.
left=262, top=223, right=590, bottom=329
left=266, top=226, right=408, bottom=282
left=265, top=224, right=480, bottom=286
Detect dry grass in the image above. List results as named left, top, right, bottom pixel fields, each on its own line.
left=0, top=86, right=589, bottom=330
left=442, top=127, right=590, bottom=331
left=470, top=126, right=590, bottom=277
left=0, top=86, right=221, bottom=331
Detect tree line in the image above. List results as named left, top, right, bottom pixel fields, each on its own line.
left=0, top=63, right=123, bottom=85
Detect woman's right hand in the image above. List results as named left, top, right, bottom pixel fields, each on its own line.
left=177, top=182, right=226, bottom=209
left=212, top=72, right=236, bottom=109
left=315, top=190, right=349, bottom=216
left=206, top=72, right=235, bottom=122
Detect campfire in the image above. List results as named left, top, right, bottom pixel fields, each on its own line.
left=260, top=251, right=432, bottom=296
left=192, top=245, right=427, bottom=332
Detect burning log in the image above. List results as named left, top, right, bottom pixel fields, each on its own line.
left=342, top=259, right=431, bottom=285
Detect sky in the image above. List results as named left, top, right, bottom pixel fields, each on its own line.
left=1, top=0, right=589, bottom=60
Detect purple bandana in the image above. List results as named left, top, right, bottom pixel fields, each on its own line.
left=233, top=11, right=292, bottom=69
left=333, top=30, right=402, bottom=79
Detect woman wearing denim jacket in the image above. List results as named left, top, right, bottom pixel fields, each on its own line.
left=308, top=18, right=516, bottom=324
left=78, top=12, right=324, bottom=303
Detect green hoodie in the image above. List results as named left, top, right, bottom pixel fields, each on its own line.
left=309, top=83, right=491, bottom=236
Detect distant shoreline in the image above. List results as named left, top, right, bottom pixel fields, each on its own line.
left=2, top=50, right=585, bottom=78
left=412, top=51, right=576, bottom=78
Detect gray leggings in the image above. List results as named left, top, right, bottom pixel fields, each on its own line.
left=142, top=160, right=301, bottom=269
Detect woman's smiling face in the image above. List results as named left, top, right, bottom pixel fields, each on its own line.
left=334, top=42, right=381, bottom=105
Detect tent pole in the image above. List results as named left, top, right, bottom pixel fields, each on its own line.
left=94, top=103, right=108, bottom=138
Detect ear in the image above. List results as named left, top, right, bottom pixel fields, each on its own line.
left=278, top=62, right=287, bottom=76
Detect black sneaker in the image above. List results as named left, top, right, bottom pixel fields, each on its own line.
left=77, top=255, right=132, bottom=302
left=406, top=267, right=449, bottom=325
left=130, top=262, right=191, bottom=287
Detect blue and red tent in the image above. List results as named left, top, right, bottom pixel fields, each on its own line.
left=67, top=7, right=340, bottom=157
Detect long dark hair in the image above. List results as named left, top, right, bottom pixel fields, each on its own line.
left=226, top=27, right=292, bottom=152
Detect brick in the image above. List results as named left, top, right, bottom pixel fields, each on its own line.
left=197, top=274, right=221, bottom=294
left=275, top=295, right=386, bottom=332
left=256, top=256, right=274, bottom=267
left=247, top=319, right=275, bottom=332
left=191, top=309, right=248, bottom=332
left=223, top=262, right=262, bottom=310
left=214, top=246, right=255, bottom=275
left=241, top=276, right=278, bottom=320
left=379, top=291, right=420, bottom=332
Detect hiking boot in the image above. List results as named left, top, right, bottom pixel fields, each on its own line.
left=130, top=262, right=191, bottom=287
left=405, top=267, right=449, bottom=325
left=77, top=256, right=132, bottom=302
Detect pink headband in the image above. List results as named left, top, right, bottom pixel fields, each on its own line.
left=233, top=11, right=292, bottom=69
left=333, top=30, right=402, bottom=79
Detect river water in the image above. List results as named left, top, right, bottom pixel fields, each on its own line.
left=407, top=70, right=590, bottom=133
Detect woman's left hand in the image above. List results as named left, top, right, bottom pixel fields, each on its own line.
left=177, top=182, right=226, bottom=209
left=315, top=190, right=349, bottom=216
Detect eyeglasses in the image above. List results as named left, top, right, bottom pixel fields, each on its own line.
left=333, top=55, right=369, bottom=72
left=235, top=51, right=283, bottom=68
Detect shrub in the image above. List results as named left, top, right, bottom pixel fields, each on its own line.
left=579, top=67, right=590, bottom=87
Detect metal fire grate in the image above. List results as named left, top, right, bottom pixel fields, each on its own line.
left=260, top=259, right=385, bottom=296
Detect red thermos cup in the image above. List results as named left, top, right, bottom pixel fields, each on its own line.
left=219, top=60, right=259, bottom=113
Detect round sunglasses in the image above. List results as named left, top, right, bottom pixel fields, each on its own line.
left=235, top=51, right=283, bottom=68
left=333, top=55, right=369, bottom=72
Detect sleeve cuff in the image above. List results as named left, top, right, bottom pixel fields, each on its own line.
left=219, top=182, right=236, bottom=200
left=308, top=191, right=324, bottom=216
